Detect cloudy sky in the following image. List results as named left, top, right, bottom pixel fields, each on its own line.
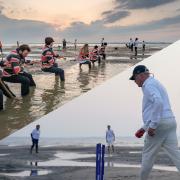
left=0, top=0, right=180, bottom=43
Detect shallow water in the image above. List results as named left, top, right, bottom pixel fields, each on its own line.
left=0, top=44, right=164, bottom=139
left=0, top=169, right=51, bottom=177
left=37, top=151, right=177, bottom=172
left=0, top=58, right=131, bottom=139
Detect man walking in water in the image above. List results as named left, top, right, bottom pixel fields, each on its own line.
left=130, top=65, right=180, bottom=180
left=106, top=125, right=115, bottom=154
left=134, top=38, right=139, bottom=56
left=30, top=125, right=40, bottom=154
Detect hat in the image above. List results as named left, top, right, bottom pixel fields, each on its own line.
left=45, top=37, right=54, bottom=45
left=129, top=65, right=149, bottom=80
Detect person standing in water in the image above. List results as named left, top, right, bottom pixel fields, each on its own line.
left=142, top=41, right=146, bottom=55
left=62, top=39, right=67, bottom=50
left=41, top=37, right=65, bottom=82
left=99, top=42, right=107, bottom=60
left=134, top=38, right=139, bottom=56
left=101, top=37, right=104, bottom=46
left=106, top=125, right=115, bottom=154
left=74, top=39, right=77, bottom=51
left=130, top=65, right=180, bottom=180
left=30, top=125, right=40, bottom=154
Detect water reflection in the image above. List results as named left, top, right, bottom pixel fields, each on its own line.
left=0, top=169, right=50, bottom=177
left=106, top=154, right=114, bottom=167
left=37, top=151, right=177, bottom=172
left=30, top=161, right=38, bottom=177
left=0, top=61, right=130, bottom=139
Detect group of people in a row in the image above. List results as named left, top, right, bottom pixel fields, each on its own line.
left=126, top=37, right=146, bottom=56
left=78, top=42, right=107, bottom=69
left=0, top=37, right=107, bottom=110
left=0, top=37, right=66, bottom=110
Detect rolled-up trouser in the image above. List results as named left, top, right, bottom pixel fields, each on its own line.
left=2, top=72, right=36, bottom=96
left=79, top=60, right=91, bottom=68
left=0, top=89, right=3, bottom=110
left=140, top=118, right=180, bottom=180
left=42, top=63, right=65, bottom=81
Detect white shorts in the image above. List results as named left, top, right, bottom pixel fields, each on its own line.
left=107, top=138, right=114, bottom=146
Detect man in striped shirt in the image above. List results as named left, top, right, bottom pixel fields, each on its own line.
left=2, top=44, right=36, bottom=96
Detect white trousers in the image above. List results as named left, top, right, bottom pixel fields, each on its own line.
left=141, top=118, right=180, bottom=180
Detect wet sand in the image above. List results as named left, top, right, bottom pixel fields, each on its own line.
left=0, top=145, right=179, bottom=179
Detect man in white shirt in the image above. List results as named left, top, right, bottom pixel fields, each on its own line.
left=129, top=38, right=134, bottom=52
left=30, top=125, right=40, bottom=154
left=130, top=65, right=180, bottom=180
left=106, top=125, right=115, bottom=154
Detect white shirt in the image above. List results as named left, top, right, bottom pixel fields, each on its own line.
left=31, top=129, right=40, bottom=140
left=129, top=39, right=133, bottom=46
left=134, top=40, right=139, bottom=47
left=106, top=129, right=115, bottom=140
left=142, top=77, right=174, bottom=130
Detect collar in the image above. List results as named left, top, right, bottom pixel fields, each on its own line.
left=142, top=76, right=153, bottom=88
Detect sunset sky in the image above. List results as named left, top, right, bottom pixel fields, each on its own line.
left=0, top=0, right=180, bottom=43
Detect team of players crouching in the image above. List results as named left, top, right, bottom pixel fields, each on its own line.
left=0, top=37, right=107, bottom=110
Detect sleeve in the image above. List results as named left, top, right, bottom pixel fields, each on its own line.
left=51, top=48, right=59, bottom=58
left=31, top=130, right=34, bottom=138
left=144, top=84, right=163, bottom=129
left=112, top=131, right=115, bottom=139
left=8, top=55, right=21, bottom=74
left=142, top=121, right=151, bottom=131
